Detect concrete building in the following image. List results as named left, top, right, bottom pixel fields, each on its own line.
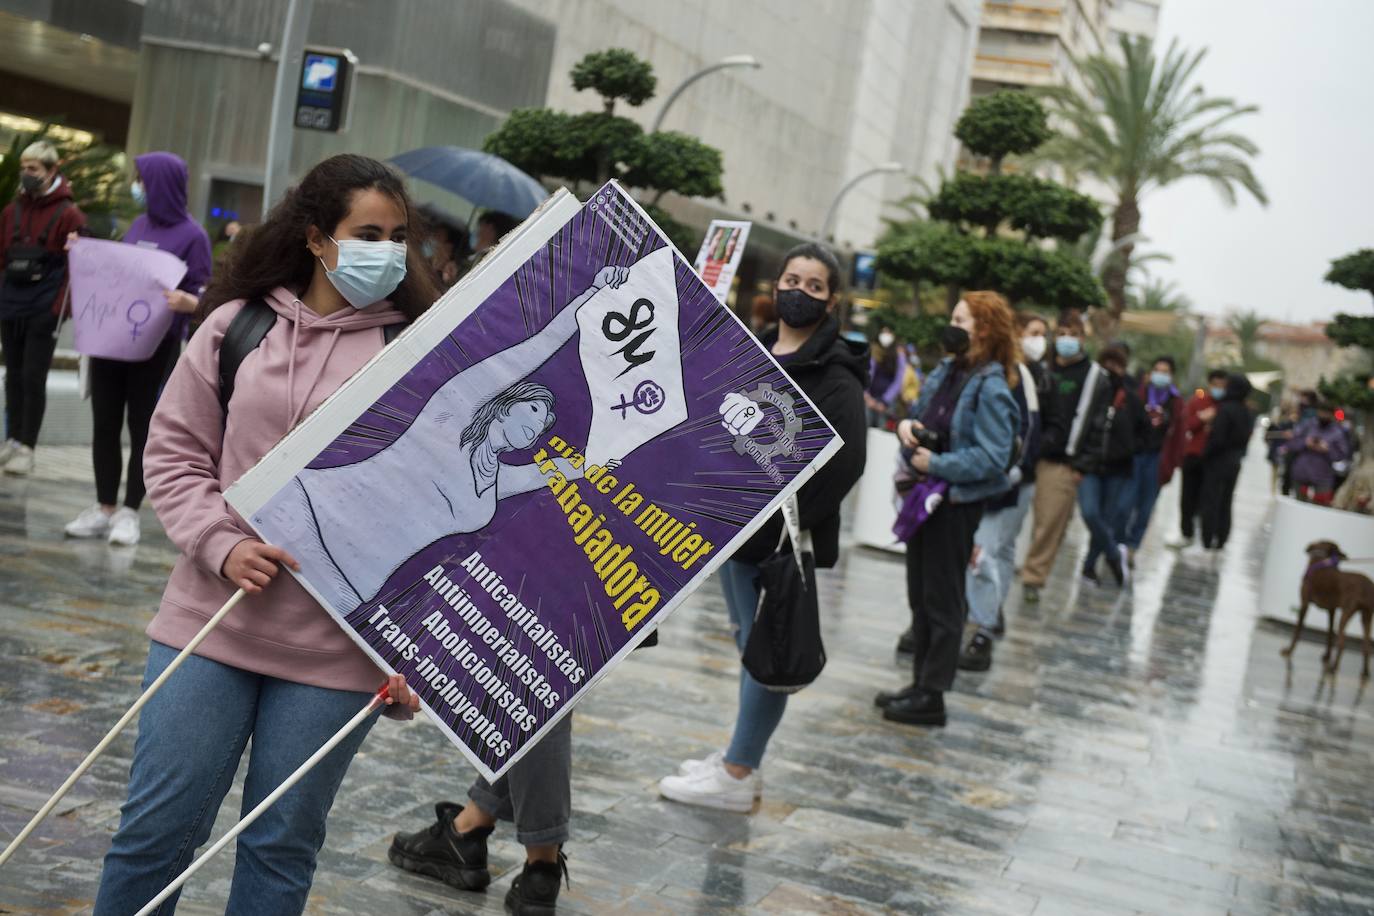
left=1, top=0, right=983, bottom=282
left=1107, top=0, right=1162, bottom=51
left=970, top=0, right=1114, bottom=97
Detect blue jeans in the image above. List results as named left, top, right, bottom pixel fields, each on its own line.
left=1117, top=450, right=1162, bottom=549
left=1077, top=474, right=1132, bottom=572
left=95, top=642, right=379, bottom=916
left=965, top=483, right=1035, bottom=631
left=719, top=560, right=788, bottom=769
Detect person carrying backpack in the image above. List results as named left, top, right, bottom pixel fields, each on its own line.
left=0, top=141, right=87, bottom=476
left=92, top=154, right=434, bottom=916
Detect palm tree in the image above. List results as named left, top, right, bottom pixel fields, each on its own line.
left=1227, top=309, right=1265, bottom=364
left=1130, top=276, right=1192, bottom=313
left=1043, top=36, right=1267, bottom=335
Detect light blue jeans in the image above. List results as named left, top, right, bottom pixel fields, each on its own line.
left=719, top=560, right=788, bottom=770
left=94, top=642, right=379, bottom=916
left=965, top=483, right=1035, bottom=632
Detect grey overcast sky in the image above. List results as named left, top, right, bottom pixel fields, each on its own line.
left=1143, top=0, right=1374, bottom=323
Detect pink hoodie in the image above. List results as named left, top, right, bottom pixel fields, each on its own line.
left=143, top=286, right=406, bottom=692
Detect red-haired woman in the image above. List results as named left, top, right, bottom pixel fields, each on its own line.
left=877, top=291, right=1020, bottom=727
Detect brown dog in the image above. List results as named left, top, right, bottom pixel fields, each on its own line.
left=1281, top=541, right=1374, bottom=678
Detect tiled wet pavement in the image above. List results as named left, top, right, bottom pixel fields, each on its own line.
left=2, top=443, right=1373, bottom=915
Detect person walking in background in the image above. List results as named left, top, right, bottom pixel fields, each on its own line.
left=876, top=291, right=1018, bottom=726
left=1281, top=399, right=1349, bottom=505
left=1118, top=355, right=1182, bottom=562
left=64, top=153, right=212, bottom=547
left=656, top=242, right=866, bottom=811
left=1019, top=310, right=1092, bottom=603
left=865, top=324, right=907, bottom=428
left=1264, top=400, right=1299, bottom=494
left=959, top=311, right=1046, bottom=672
left=1166, top=369, right=1228, bottom=548
left=1198, top=372, right=1254, bottom=552
left=1067, top=344, right=1143, bottom=587
left=92, top=154, right=432, bottom=916
left=0, top=140, right=87, bottom=477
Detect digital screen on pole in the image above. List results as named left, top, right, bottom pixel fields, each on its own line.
left=852, top=252, right=878, bottom=291
left=295, top=51, right=350, bottom=132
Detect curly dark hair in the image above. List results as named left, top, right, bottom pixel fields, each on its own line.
left=460, top=381, right=557, bottom=451
left=200, top=154, right=439, bottom=321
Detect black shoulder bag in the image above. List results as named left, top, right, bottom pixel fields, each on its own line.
left=5, top=200, right=71, bottom=285
left=742, top=494, right=825, bottom=692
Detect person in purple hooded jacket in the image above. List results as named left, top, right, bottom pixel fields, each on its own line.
left=1282, top=399, right=1350, bottom=505
left=65, top=152, right=212, bottom=547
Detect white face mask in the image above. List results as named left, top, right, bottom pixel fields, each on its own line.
left=321, top=236, right=408, bottom=309
left=878, top=331, right=895, bottom=349
left=1021, top=334, right=1047, bottom=362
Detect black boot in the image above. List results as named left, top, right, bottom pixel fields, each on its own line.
left=958, top=632, right=994, bottom=672
left=873, top=682, right=920, bottom=708
left=388, top=802, right=493, bottom=891
left=505, top=851, right=569, bottom=916
left=896, top=627, right=915, bottom=655
left=882, top=688, right=946, bottom=727
left=991, top=607, right=1006, bottom=637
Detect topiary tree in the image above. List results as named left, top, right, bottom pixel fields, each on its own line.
left=877, top=91, right=1104, bottom=313
left=1325, top=249, right=1374, bottom=304
left=1319, top=252, right=1374, bottom=512
left=483, top=48, right=724, bottom=212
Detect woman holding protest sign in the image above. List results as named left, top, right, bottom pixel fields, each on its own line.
left=64, top=152, right=211, bottom=547
left=654, top=242, right=867, bottom=813
left=875, top=291, right=1019, bottom=727
left=92, top=154, right=433, bottom=916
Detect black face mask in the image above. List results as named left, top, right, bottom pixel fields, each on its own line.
left=940, top=324, right=970, bottom=356
left=1317, top=417, right=1332, bottom=428
left=19, top=173, right=44, bottom=194
left=775, top=287, right=828, bottom=328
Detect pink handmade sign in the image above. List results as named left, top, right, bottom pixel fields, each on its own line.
left=68, top=238, right=187, bottom=361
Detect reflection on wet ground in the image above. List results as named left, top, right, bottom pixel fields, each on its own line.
left=1, top=446, right=1372, bottom=914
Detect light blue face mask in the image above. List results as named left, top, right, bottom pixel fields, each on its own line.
left=1055, top=336, right=1081, bottom=359
left=1150, top=371, right=1172, bottom=388
left=131, top=181, right=146, bottom=208
left=1209, top=386, right=1226, bottom=400
left=322, top=236, right=407, bottom=309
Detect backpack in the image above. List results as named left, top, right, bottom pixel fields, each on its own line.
left=217, top=298, right=403, bottom=418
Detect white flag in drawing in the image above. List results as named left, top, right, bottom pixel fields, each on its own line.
left=577, top=247, right=687, bottom=466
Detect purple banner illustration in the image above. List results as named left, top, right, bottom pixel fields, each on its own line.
left=226, top=183, right=840, bottom=781
left=67, top=238, right=186, bottom=361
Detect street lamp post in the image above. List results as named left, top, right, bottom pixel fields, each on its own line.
left=651, top=55, right=761, bottom=133
left=262, top=0, right=313, bottom=213
left=819, top=162, right=903, bottom=242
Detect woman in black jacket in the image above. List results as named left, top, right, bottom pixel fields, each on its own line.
left=1198, top=372, right=1253, bottom=552
left=658, top=242, right=867, bottom=813
left=1067, top=344, right=1143, bottom=587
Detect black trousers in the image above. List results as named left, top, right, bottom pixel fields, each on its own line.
left=1, top=310, right=59, bottom=447
left=906, top=499, right=984, bottom=693
left=1199, top=457, right=1241, bottom=549
left=1178, top=455, right=1205, bottom=538
left=89, top=334, right=179, bottom=509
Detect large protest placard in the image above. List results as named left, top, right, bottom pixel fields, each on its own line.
left=692, top=219, right=750, bottom=303
left=67, top=238, right=187, bottom=361
left=225, top=183, right=839, bottom=781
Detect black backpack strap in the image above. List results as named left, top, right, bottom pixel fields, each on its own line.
left=9, top=199, right=22, bottom=245
left=218, top=298, right=277, bottom=419
left=383, top=322, right=404, bottom=344
left=35, top=201, right=70, bottom=246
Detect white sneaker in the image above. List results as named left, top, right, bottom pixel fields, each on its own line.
left=677, top=750, right=763, bottom=799
left=1117, top=545, right=1132, bottom=587
left=658, top=759, right=757, bottom=813
left=3, top=444, right=34, bottom=476
left=66, top=504, right=114, bottom=538
left=107, top=507, right=141, bottom=546
left=1164, top=532, right=1194, bottom=550
left=0, top=439, right=19, bottom=466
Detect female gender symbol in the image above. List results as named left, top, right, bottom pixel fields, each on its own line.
left=126, top=300, right=152, bottom=341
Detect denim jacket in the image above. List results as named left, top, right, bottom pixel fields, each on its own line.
left=910, top=357, right=1019, bottom=504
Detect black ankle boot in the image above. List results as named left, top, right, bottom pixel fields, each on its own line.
left=874, top=682, right=920, bottom=708
left=505, top=851, right=569, bottom=915
left=896, top=627, right=915, bottom=655
left=388, top=802, right=493, bottom=891
left=882, top=688, right=947, bottom=726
